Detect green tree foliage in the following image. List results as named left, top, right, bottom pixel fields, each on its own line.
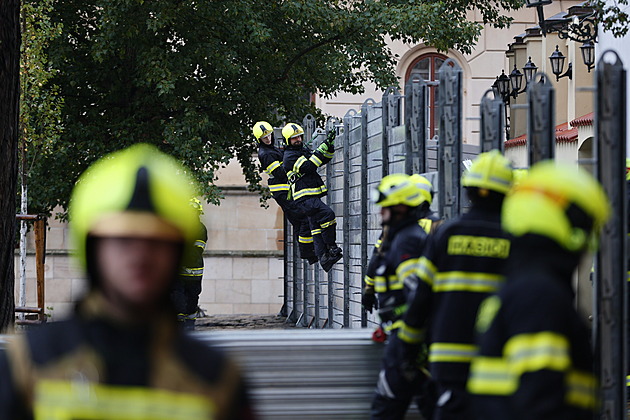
left=20, top=0, right=64, bottom=209
left=594, top=0, right=629, bottom=38
left=28, top=0, right=523, bottom=216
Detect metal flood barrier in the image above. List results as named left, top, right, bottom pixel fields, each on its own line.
left=282, top=61, right=479, bottom=330
left=199, top=329, right=423, bottom=419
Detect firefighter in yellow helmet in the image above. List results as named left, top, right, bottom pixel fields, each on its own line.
left=252, top=121, right=321, bottom=264
left=0, top=144, right=255, bottom=419
left=363, top=174, right=440, bottom=318
left=468, top=161, right=610, bottom=420
left=393, top=150, right=514, bottom=420
left=282, top=123, right=342, bottom=272
left=368, top=173, right=435, bottom=420
left=170, top=197, right=208, bottom=330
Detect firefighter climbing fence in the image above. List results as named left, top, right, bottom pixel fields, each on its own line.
left=282, top=60, right=479, bottom=329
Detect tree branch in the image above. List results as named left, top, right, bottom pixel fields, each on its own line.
left=274, top=35, right=341, bottom=83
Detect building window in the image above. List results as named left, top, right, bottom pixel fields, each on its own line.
left=405, top=53, right=449, bottom=139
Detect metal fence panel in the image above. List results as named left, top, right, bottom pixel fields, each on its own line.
left=594, top=50, right=628, bottom=419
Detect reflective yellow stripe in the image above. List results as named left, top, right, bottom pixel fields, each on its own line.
left=375, top=274, right=402, bottom=292
left=467, top=356, right=516, bottom=395
left=293, top=156, right=308, bottom=172
left=504, top=331, right=571, bottom=375
left=194, top=240, right=206, bottom=250
left=34, top=379, right=214, bottom=420
left=309, top=155, right=323, bottom=167
left=375, top=238, right=382, bottom=249
left=416, top=257, right=437, bottom=287
left=384, top=319, right=405, bottom=333
left=364, top=275, right=375, bottom=286
left=396, top=258, right=419, bottom=284
left=398, top=322, right=425, bottom=344
left=566, top=369, right=598, bottom=410
left=433, top=272, right=504, bottom=293
left=627, top=374, right=630, bottom=387
left=311, top=228, right=322, bottom=235
left=447, top=235, right=510, bottom=258
left=269, top=184, right=289, bottom=192
left=180, top=267, right=203, bottom=276
left=429, top=342, right=478, bottom=363
left=418, top=219, right=433, bottom=234
left=320, top=219, right=336, bottom=229
left=265, top=160, right=281, bottom=175
left=320, top=149, right=333, bottom=159
left=292, top=185, right=327, bottom=200
left=298, top=236, right=313, bottom=244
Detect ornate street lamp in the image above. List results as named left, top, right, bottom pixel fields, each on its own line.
left=497, top=70, right=511, bottom=100
left=549, top=45, right=573, bottom=81
left=580, top=40, right=595, bottom=72
left=522, top=56, right=538, bottom=84
left=509, top=65, right=524, bottom=98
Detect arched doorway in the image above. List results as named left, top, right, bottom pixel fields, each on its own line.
left=405, top=53, right=449, bottom=139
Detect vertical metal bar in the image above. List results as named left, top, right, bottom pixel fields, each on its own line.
left=280, top=215, right=288, bottom=317
left=342, top=114, right=352, bottom=328
left=405, top=76, right=428, bottom=174
left=314, top=264, right=320, bottom=328
left=290, top=233, right=299, bottom=323
left=326, top=123, right=335, bottom=328
left=360, top=100, right=371, bottom=327
left=302, top=114, right=316, bottom=146
left=480, top=90, right=506, bottom=153
left=527, top=73, right=555, bottom=165
left=594, top=50, right=627, bottom=420
left=300, top=263, right=308, bottom=327
left=438, top=60, right=463, bottom=220
left=34, top=218, right=46, bottom=322
left=381, top=88, right=400, bottom=177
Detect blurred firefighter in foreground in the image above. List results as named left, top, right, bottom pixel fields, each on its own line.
left=170, top=197, right=207, bottom=330
left=0, top=144, right=255, bottom=420
left=282, top=123, right=342, bottom=272
left=395, top=150, right=514, bottom=420
left=362, top=174, right=440, bottom=338
left=368, top=173, right=435, bottom=420
left=253, top=121, right=321, bottom=264
left=468, top=161, right=610, bottom=420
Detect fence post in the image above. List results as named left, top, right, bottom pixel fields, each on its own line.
left=527, top=73, right=555, bottom=165
left=405, top=76, right=428, bottom=174
left=382, top=87, right=401, bottom=177
left=438, top=60, right=463, bottom=220
left=360, top=99, right=373, bottom=327
left=480, top=90, right=506, bottom=153
left=302, top=114, right=317, bottom=146
left=594, top=50, right=628, bottom=419
left=340, top=114, right=352, bottom=327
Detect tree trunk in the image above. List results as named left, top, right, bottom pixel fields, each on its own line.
left=0, top=0, right=21, bottom=332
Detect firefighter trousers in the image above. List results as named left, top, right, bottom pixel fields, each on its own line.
left=371, top=334, right=435, bottom=420
left=296, top=196, right=337, bottom=255
left=276, top=194, right=321, bottom=260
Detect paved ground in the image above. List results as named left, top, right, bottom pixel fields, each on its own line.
left=194, top=313, right=298, bottom=330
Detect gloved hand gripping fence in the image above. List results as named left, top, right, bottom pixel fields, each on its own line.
left=317, top=129, right=336, bottom=154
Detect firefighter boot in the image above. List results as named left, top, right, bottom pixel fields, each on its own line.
left=320, top=245, right=342, bottom=272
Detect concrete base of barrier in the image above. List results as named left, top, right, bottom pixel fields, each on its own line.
left=199, top=329, right=424, bottom=419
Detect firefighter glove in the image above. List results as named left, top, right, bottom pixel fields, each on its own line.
left=362, top=286, right=377, bottom=313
